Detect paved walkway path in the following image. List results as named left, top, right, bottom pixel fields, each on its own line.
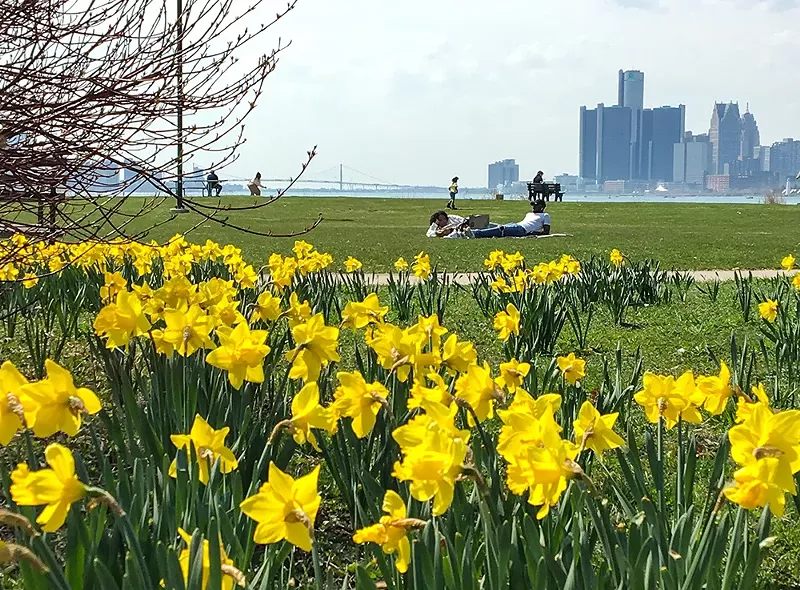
left=364, top=269, right=798, bottom=286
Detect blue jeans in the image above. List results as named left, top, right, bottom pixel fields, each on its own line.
left=472, top=223, right=527, bottom=238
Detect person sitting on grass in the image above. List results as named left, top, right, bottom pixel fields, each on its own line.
left=471, top=199, right=550, bottom=238
left=427, top=210, right=467, bottom=238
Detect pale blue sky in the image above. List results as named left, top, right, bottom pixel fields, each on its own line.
left=231, top=0, right=800, bottom=186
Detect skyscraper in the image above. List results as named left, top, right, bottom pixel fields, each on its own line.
left=579, top=106, right=598, bottom=181
left=674, top=132, right=711, bottom=186
left=639, top=106, right=685, bottom=181
left=618, top=70, right=644, bottom=177
left=618, top=70, right=644, bottom=112
left=740, top=105, right=760, bottom=161
left=487, top=159, right=519, bottom=189
left=596, top=104, right=632, bottom=182
left=709, top=102, right=741, bottom=174
left=769, top=139, right=800, bottom=181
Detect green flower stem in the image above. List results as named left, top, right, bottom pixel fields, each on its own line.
left=311, top=537, right=324, bottom=590
left=657, top=417, right=666, bottom=516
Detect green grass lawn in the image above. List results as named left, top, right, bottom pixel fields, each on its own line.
left=113, top=196, right=800, bottom=271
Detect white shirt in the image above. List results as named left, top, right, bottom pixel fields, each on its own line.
left=517, top=212, right=551, bottom=234
left=426, top=214, right=465, bottom=237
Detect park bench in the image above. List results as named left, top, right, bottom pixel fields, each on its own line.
left=0, top=186, right=64, bottom=239
left=527, top=182, right=564, bottom=202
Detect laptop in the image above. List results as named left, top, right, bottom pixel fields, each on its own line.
left=468, top=214, right=490, bottom=229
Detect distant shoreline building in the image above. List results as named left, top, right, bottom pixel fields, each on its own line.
left=709, top=102, right=741, bottom=175
left=487, top=159, right=519, bottom=190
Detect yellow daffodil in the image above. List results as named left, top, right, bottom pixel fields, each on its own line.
left=206, top=323, right=271, bottom=389
left=724, top=458, right=786, bottom=517
left=735, top=383, right=770, bottom=424
left=633, top=371, right=703, bottom=430
left=499, top=407, right=579, bottom=519
left=728, top=404, right=800, bottom=494
left=143, top=295, right=168, bottom=323
left=169, top=415, right=239, bottom=485
left=10, top=443, right=87, bottom=532
left=333, top=372, right=389, bottom=438
left=392, top=426, right=467, bottom=516
left=408, top=373, right=452, bottom=410
left=696, top=361, right=733, bottom=416
left=408, top=314, right=449, bottom=350
left=441, top=334, right=477, bottom=375
left=293, top=240, right=314, bottom=259
left=759, top=299, right=778, bottom=323
left=239, top=463, right=321, bottom=552
left=251, top=291, right=282, bottom=323
left=491, top=276, right=511, bottom=293
left=497, top=358, right=530, bottom=393
left=286, top=314, right=340, bottom=382
left=412, top=252, right=432, bottom=280
left=234, top=264, right=259, bottom=289
left=344, top=257, right=363, bottom=273
left=0, top=361, right=32, bottom=445
left=287, top=293, right=312, bottom=329
left=0, top=263, right=19, bottom=281
left=573, top=401, right=625, bottom=459
left=368, top=323, right=434, bottom=383
left=341, top=294, right=389, bottom=330
left=20, top=360, right=101, bottom=438
left=610, top=249, right=625, bottom=267
left=285, top=382, right=336, bottom=450
left=500, top=251, right=525, bottom=274
left=22, top=273, right=38, bottom=289
left=781, top=254, right=796, bottom=271
left=209, top=299, right=246, bottom=328
left=454, top=362, right=504, bottom=424
left=484, top=250, right=505, bottom=271
left=394, top=257, right=409, bottom=271
left=176, top=528, right=245, bottom=589
left=493, top=304, right=520, bottom=341
left=557, top=353, right=586, bottom=386
left=353, top=490, right=424, bottom=573
left=99, top=271, right=127, bottom=302
left=162, top=305, right=216, bottom=357
left=93, top=290, right=151, bottom=350
left=497, top=391, right=562, bottom=458
left=150, top=329, right=175, bottom=356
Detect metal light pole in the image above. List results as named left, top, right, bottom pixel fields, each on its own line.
left=172, top=0, right=188, bottom=213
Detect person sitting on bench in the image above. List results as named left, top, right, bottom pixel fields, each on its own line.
left=471, top=200, right=550, bottom=238
left=530, top=170, right=545, bottom=201
left=427, top=210, right=466, bottom=237
left=206, top=170, right=222, bottom=197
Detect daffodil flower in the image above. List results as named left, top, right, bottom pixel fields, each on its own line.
left=240, top=463, right=321, bottom=551
left=20, top=360, right=101, bottom=438
left=169, top=415, right=239, bottom=485
left=10, top=443, right=87, bottom=532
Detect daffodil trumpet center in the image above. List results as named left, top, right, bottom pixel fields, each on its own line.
left=268, top=419, right=295, bottom=444
left=752, top=446, right=783, bottom=460
left=67, top=396, right=88, bottom=416
left=6, top=393, right=26, bottom=425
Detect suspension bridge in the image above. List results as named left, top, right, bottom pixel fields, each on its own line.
left=226, top=164, right=440, bottom=191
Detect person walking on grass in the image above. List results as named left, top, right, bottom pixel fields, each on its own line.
left=247, top=172, right=262, bottom=196
left=447, top=176, right=459, bottom=210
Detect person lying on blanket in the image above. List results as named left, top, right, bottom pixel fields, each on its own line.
left=471, top=200, right=550, bottom=238
left=427, top=210, right=468, bottom=238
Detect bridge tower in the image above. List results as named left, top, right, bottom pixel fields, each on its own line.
left=339, top=164, right=343, bottom=191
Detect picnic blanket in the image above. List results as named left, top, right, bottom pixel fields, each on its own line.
left=516, top=233, right=570, bottom=239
